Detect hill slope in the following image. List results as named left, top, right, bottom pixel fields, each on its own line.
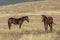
left=0, top=0, right=60, bottom=14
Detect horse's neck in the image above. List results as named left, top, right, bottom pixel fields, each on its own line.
left=19, top=18, right=25, bottom=22
left=45, top=17, right=47, bottom=20
left=44, top=17, right=47, bottom=21
left=18, top=17, right=26, bottom=22
left=22, top=19, right=25, bottom=22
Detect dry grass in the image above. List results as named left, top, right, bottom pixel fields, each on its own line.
left=0, top=0, right=60, bottom=13
left=0, top=13, right=60, bottom=40
left=0, top=0, right=60, bottom=40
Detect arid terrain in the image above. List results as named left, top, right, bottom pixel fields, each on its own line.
left=0, top=14, right=59, bottom=40
left=0, top=0, right=60, bottom=40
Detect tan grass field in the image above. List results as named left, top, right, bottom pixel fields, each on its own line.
left=0, top=12, right=60, bottom=40
left=0, top=0, right=60, bottom=40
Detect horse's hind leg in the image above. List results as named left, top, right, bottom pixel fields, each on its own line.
left=9, top=24, right=11, bottom=30
left=49, top=24, right=53, bottom=32
left=8, top=21, right=11, bottom=30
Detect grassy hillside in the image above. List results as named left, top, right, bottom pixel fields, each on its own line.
left=0, top=0, right=60, bottom=14
left=0, top=0, right=60, bottom=40
left=0, top=14, right=59, bottom=40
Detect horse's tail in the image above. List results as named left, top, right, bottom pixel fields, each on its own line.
left=52, top=18, right=56, bottom=25
left=8, top=19, right=11, bottom=30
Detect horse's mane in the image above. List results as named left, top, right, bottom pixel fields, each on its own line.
left=17, top=16, right=28, bottom=20
left=41, top=15, right=48, bottom=22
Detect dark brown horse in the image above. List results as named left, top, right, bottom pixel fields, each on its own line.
left=41, top=15, right=55, bottom=32
left=8, top=16, right=29, bottom=29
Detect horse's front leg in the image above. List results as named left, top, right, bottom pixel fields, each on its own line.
left=19, top=21, right=23, bottom=28
left=44, top=24, right=48, bottom=32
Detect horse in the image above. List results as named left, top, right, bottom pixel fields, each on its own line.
left=8, top=16, right=29, bottom=30
left=41, top=15, right=55, bottom=32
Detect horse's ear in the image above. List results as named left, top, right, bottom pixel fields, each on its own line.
left=41, top=15, right=46, bottom=17
left=42, top=15, right=47, bottom=18
left=25, top=16, right=28, bottom=17
left=23, top=16, right=27, bottom=18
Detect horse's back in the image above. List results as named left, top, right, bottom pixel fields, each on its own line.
left=8, top=17, right=16, bottom=20
left=47, top=17, right=53, bottom=24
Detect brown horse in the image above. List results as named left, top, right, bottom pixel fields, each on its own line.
left=8, top=16, right=29, bottom=29
left=41, top=15, right=55, bottom=32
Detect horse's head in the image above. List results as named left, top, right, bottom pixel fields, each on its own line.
left=41, top=15, right=47, bottom=22
left=22, top=16, right=29, bottom=23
